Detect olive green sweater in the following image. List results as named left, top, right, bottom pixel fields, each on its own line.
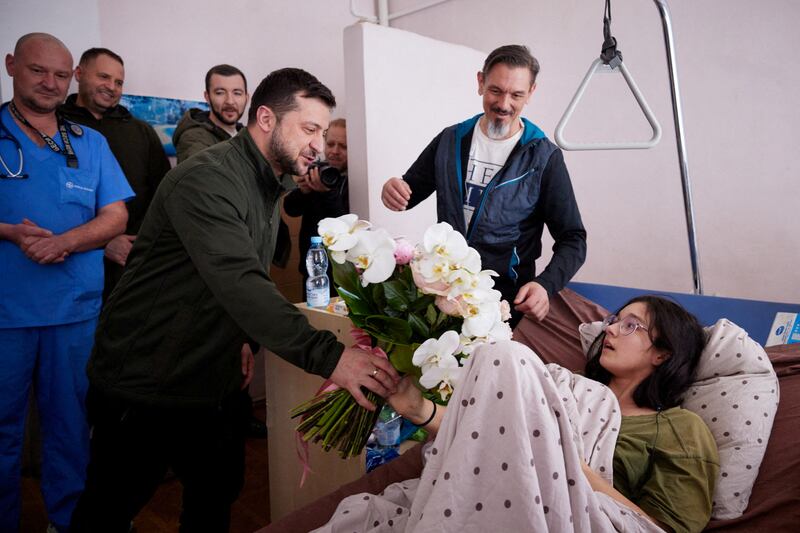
left=88, top=129, right=343, bottom=407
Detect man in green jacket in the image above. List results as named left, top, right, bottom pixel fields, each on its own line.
left=70, top=68, right=400, bottom=532
left=59, top=47, right=172, bottom=299
left=172, top=64, right=248, bottom=164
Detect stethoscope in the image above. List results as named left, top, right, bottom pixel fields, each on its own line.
left=0, top=101, right=82, bottom=179
left=0, top=119, right=25, bottom=179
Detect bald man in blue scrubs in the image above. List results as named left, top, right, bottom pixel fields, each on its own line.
left=0, top=33, right=133, bottom=532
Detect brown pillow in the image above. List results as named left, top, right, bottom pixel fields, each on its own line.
left=512, top=288, right=607, bottom=371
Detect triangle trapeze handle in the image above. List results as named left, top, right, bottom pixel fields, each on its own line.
left=555, top=57, right=662, bottom=151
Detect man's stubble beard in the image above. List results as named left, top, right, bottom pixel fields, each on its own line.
left=211, top=105, right=243, bottom=127
left=269, top=124, right=303, bottom=176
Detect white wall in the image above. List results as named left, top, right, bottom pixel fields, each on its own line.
left=389, top=0, right=800, bottom=303
left=344, top=22, right=486, bottom=242
left=0, top=0, right=101, bottom=100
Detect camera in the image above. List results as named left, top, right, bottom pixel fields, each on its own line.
left=310, top=161, right=345, bottom=189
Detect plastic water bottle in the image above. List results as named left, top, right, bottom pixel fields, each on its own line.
left=305, top=236, right=330, bottom=308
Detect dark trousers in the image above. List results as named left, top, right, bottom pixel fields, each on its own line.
left=70, top=387, right=249, bottom=533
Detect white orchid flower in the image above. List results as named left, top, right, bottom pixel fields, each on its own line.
left=461, top=300, right=503, bottom=338
left=423, top=361, right=464, bottom=402
left=487, top=320, right=513, bottom=342
left=416, top=254, right=452, bottom=284
left=452, top=247, right=482, bottom=274
left=422, top=222, right=470, bottom=262
left=458, top=335, right=485, bottom=357
left=318, top=214, right=370, bottom=263
left=444, top=268, right=476, bottom=298
left=419, top=353, right=462, bottom=392
left=344, top=228, right=396, bottom=285
left=412, top=330, right=460, bottom=372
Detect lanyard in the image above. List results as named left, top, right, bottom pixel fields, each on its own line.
left=8, top=101, right=78, bottom=169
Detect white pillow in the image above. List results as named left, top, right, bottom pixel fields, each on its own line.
left=578, top=318, right=779, bottom=520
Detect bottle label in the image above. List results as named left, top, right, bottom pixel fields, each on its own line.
left=307, top=289, right=330, bottom=308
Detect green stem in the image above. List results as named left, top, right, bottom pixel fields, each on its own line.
left=323, top=400, right=356, bottom=448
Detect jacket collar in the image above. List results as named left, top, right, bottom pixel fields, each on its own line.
left=231, top=128, right=295, bottom=191
left=61, top=93, right=133, bottom=121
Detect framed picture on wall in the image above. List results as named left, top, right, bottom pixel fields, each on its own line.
left=120, top=94, right=207, bottom=157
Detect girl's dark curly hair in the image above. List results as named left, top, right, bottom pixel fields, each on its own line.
left=584, top=295, right=706, bottom=410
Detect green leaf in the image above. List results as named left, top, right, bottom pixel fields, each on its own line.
left=332, top=259, right=360, bottom=294
left=383, top=281, right=411, bottom=311
left=407, top=293, right=435, bottom=314
left=425, top=303, right=438, bottom=324
left=363, top=315, right=412, bottom=344
left=407, top=313, right=430, bottom=339
left=337, top=286, right=371, bottom=316
left=386, top=344, right=419, bottom=375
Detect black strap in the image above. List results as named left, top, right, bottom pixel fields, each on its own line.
left=600, top=0, right=623, bottom=69
left=8, top=101, right=78, bottom=168
left=417, top=399, right=437, bottom=427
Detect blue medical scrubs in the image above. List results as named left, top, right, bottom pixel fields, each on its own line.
left=0, top=103, right=134, bottom=532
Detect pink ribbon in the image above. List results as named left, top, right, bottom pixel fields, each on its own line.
left=295, top=327, right=389, bottom=487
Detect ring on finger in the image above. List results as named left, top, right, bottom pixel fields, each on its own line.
left=371, top=368, right=379, bottom=377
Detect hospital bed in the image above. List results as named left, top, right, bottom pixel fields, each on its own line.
left=258, top=284, right=800, bottom=532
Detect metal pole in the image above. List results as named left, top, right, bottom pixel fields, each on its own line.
left=378, top=0, right=390, bottom=26
left=653, top=0, right=703, bottom=294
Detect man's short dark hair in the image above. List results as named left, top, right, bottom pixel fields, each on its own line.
left=79, top=47, right=124, bottom=67
left=247, top=68, right=336, bottom=124
left=205, top=64, right=247, bottom=93
left=482, top=44, right=540, bottom=85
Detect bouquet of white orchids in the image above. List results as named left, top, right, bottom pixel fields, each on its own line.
left=291, top=214, right=512, bottom=458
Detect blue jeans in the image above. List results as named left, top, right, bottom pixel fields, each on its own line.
left=0, top=318, right=97, bottom=533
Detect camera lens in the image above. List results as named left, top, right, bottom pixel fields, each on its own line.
left=319, top=165, right=343, bottom=189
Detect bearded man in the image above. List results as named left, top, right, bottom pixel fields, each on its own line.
left=71, top=68, right=400, bottom=532
left=173, top=63, right=248, bottom=163
left=381, top=45, right=587, bottom=327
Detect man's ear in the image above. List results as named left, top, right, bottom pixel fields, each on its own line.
left=5, top=54, right=15, bottom=77
left=74, top=65, right=83, bottom=83
left=203, top=91, right=210, bottom=105
left=527, top=81, right=537, bottom=103
left=476, top=70, right=485, bottom=96
left=254, top=105, right=277, bottom=134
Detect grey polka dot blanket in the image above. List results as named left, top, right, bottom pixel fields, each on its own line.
left=313, top=340, right=666, bottom=532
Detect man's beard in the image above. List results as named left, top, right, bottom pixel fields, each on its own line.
left=211, top=105, right=242, bottom=127
left=486, top=116, right=511, bottom=140
left=269, top=125, right=304, bottom=176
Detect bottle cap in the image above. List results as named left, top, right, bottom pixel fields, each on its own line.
left=310, top=236, right=323, bottom=244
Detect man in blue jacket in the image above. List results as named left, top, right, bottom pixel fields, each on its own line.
left=382, top=44, right=586, bottom=326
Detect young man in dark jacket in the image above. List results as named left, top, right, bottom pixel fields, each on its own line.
left=382, top=45, right=587, bottom=327
left=59, top=47, right=171, bottom=299
left=70, top=68, right=399, bottom=532
left=172, top=64, right=248, bottom=164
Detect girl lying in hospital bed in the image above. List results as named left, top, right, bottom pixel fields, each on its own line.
left=314, top=295, right=719, bottom=533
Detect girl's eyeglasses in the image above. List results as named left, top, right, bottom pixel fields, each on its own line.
left=601, top=314, right=649, bottom=337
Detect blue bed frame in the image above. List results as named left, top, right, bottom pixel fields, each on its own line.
left=568, top=282, right=800, bottom=346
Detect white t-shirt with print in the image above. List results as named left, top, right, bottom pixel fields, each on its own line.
left=463, top=121, right=522, bottom=229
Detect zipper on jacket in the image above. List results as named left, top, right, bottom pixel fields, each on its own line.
left=495, top=168, right=535, bottom=189
left=508, top=246, right=520, bottom=282
left=465, top=131, right=537, bottom=242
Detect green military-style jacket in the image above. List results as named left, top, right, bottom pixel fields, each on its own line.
left=88, top=128, right=344, bottom=407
